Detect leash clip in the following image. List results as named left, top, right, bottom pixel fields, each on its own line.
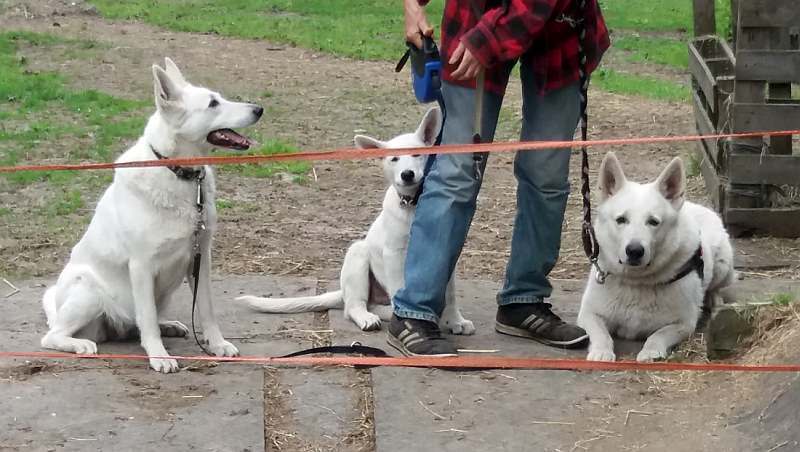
left=591, top=258, right=607, bottom=284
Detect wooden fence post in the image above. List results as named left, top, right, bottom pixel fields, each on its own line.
left=693, top=0, right=716, bottom=36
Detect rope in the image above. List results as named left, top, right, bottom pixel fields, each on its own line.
left=2, top=350, right=799, bottom=373
left=1, top=129, right=797, bottom=174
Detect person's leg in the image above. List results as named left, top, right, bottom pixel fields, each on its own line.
left=494, top=71, right=588, bottom=348
left=389, top=77, right=506, bottom=355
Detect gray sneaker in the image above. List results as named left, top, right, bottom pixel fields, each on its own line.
left=496, top=303, right=589, bottom=349
left=387, top=315, right=458, bottom=357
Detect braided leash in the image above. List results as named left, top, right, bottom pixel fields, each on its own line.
left=575, top=0, right=605, bottom=284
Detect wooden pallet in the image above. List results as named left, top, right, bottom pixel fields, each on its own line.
left=691, top=0, right=800, bottom=237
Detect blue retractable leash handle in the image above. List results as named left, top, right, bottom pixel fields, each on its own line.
left=395, top=34, right=446, bottom=174
left=395, top=35, right=443, bottom=104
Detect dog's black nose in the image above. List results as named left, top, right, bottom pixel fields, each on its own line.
left=400, top=170, right=415, bottom=182
left=625, top=243, right=645, bottom=262
left=253, top=106, right=264, bottom=118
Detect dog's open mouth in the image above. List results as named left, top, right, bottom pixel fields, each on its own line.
left=207, top=129, right=254, bottom=151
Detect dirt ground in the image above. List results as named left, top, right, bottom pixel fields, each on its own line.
left=2, top=1, right=800, bottom=451
left=4, top=0, right=798, bottom=286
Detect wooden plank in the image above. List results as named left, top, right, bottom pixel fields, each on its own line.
left=727, top=154, right=800, bottom=185
left=739, top=0, right=800, bottom=28
left=769, top=29, right=793, bottom=155
left=694, top=141, right=722, bottom=210
left=692, top=90, right=721, bottom=165
left=736, top=51, right=800, bottom=83
left=693, top=0, right=716, bottom=36
left=732, top=103, right=800, bottom=133
left=689, top=44, right=717, bottom=112
left=729, top=0, right=739, bottom=47
left=725, top=208, right=800, bottom=238
left=730, top=27, right=770, bottom=209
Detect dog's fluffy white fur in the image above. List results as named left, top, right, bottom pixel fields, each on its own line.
left=41, top=58, right=263, bottom=373
left=578, top=152, right=734, bottom=362
left=237, top=107, right=475, bottom=335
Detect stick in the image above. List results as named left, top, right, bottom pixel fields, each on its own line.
left=418, top=400, right=446, bottom=420
left=3, top=278, right=19, bottom=298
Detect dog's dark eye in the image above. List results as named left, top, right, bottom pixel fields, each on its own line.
left=390, top=157, right=399, bottom=162
left=615, top=216, right=628, bottom=225
left=208, top=99, right=219, bottom=108
left=647, top=217, right=661, bottom=227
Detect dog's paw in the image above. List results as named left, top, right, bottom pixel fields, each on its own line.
left=159, top=320, right=189, bottom=338
left=586, top=348, right=616, bottom=362
left=208, top=340, right=239, bottom=357
left=442, top=317, right=476, bottom=336
left=149, top=357, right=180, bottom=373
left=71, top=338, right=98, bottom=355
left=348, top=311, right=382, bottom=331
left=636, top=347, right=667, bottom=363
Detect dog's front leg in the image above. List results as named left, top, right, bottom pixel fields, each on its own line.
left=382, top=247, right=406, bottom=300
left=440, top=275, right=475, bottom=335
left=636, top=322, right=693, bottom=362
left=130, top=260, right=179, bottom=373
left=579, top=310, right=616, bottom=362
left=190, top=245, right=239, bottom=358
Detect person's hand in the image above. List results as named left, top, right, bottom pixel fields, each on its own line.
left=404, top=0, right=433, bottom=49
left=449, top=41, right=483, bottom=80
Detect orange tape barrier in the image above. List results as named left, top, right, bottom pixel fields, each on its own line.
left=2, top=351, right=799, bottom=373
left=1, top=129, right=799, bottom=174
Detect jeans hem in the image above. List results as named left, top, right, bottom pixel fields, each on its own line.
left=496, top=295, right=545, bottom=306
left=393, top=309, right=439, bottom=323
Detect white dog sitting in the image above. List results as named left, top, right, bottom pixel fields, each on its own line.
left=40, top=58, right=262, bottom=373
left=578, top=152, right=734, bottom=362
left=237, top=107, right=475, bottom=335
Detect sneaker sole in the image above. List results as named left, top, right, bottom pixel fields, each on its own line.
left=386, top=334, right=458, bottom=358
left=495, top=321, right=589, bottom=349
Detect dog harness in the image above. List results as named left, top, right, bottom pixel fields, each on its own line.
left=663, top=245, right=704, bottom=285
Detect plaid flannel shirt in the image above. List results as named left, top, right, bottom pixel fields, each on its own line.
left=419, top=0, right=610, bottom=95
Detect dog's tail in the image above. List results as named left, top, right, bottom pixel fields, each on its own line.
left=42, top=286, right=58, bottom=327
left=236, top=290, right=344, bottom=313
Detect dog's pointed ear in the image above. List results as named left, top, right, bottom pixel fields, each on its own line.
left=415, top=106, right=442, bottom=146
left=598, top=152, right=627, bottom=201
left=655, top=156, right=686, bottom=210
left=152, top=65, right=182, bottom=111
left=163, top=57, right=188, bottom=88
left=354, top=135, right=385, bottom=149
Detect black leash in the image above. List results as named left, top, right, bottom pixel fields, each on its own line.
left=574, top=0, right=606, bottom=284
left=150, top=145, right=212, bottom=354
left=189, top=169, right=213, bottom=356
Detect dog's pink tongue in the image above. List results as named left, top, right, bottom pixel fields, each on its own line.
left=207, top=129, right=254, bottom=150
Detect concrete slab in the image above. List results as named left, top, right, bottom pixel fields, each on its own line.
left=0, top=274, right=317, bottom=452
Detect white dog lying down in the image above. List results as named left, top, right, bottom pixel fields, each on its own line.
left=578, top=152, right=734, bottom=362
left=41, top=58, right=262, bottom=373
left=238, top=107, right=475, bottom=335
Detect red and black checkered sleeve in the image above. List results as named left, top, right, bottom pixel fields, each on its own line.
left=462, top=0, right=559, bottom=68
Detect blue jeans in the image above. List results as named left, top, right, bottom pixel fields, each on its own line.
left=392, top=75, right=581, bottom=323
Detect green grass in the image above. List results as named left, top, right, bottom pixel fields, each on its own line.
left=1, top=31, right=302, bottom=186
left=221, top=139, right=310, bottom=181
left=89, top=0, right=733, bottom=103
left=592, top=68, right=689, bottom=102
left=769, top=293, right=796, bottom=307
left=613, top=35, right=688, bottom=69
left=43, top=189, right=84, bottom=216
left=0, top=31, right=149, bottom=185
left=600, top=0, right=731, bottom=36
left=93, top=0, right=444, bottom=61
